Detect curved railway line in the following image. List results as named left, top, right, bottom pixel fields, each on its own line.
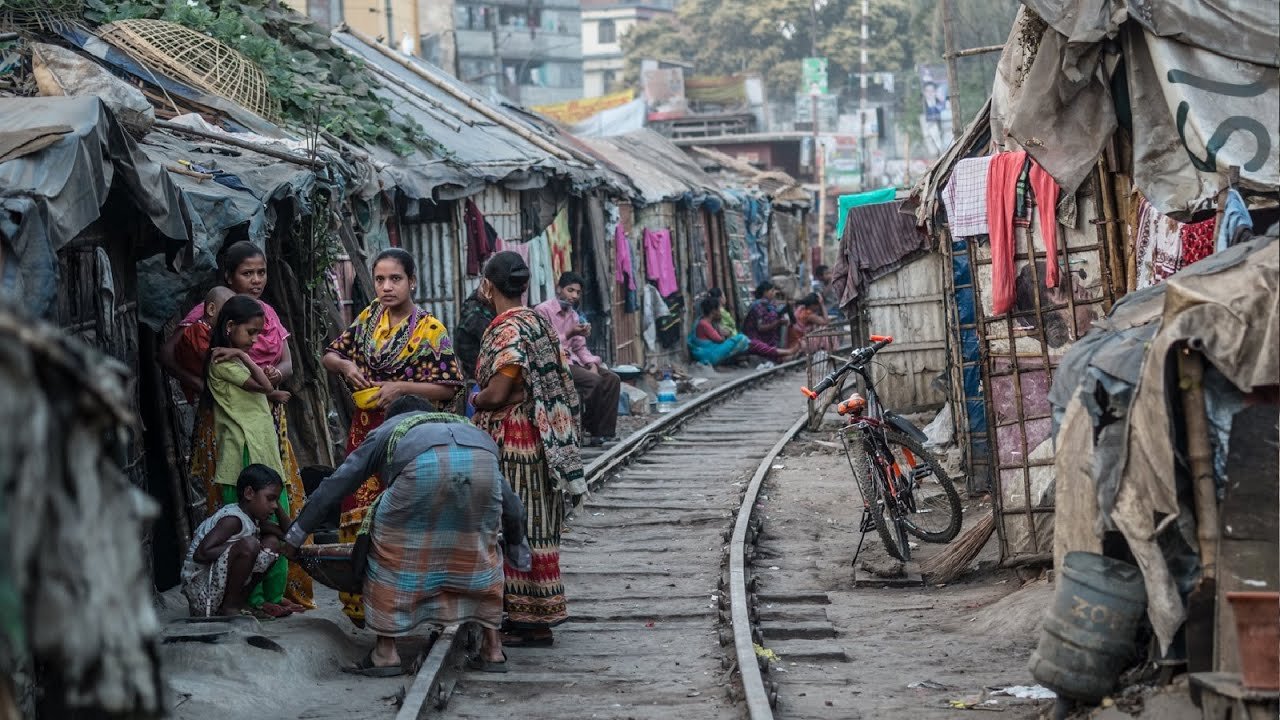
left=394, top=362, right=815, bottom=720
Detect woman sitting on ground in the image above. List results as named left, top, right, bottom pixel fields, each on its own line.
left=182, top=465, right=287, bottom=618
left=707, top=288, right=738, bottom=335
left=689, top=295, right=749, bottom=366
left=793, top=293, right=838, bottom=353
left=742, top=281, right=798, bottom=363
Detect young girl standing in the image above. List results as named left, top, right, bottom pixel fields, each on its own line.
left=204, top=294, right=296, bottom=618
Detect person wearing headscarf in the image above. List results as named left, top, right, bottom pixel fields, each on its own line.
left=471, top=251, right=585, bottom=646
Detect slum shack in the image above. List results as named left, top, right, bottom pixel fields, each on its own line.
left=909, top=1, right=1279, bottom=714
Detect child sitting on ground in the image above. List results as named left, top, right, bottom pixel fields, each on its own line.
left=181, top=465, right=288, bottom=617
left=170, top=286, right=235, bottom=402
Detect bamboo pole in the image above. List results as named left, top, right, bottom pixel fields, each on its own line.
left=342, top=26, right=590, bottom=165
left=1179, top=347, right=1219, bottom=576
left=155, top=120, right=325, bottom=168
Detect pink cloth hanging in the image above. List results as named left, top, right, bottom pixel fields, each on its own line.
left=987, top=152, right=1061, bottom=315
left=643, top=228, right=678, bottom=297
left=615, top=224, right=636, bottom=290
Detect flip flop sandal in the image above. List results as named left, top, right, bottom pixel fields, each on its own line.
left=279, top=600, right=308, bottom=613
left=467, top=652, right=508, bottom=674
left=342, top=651, right=405, bottom=678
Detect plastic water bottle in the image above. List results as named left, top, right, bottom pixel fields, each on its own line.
left=656, top=370, right=677, bottom=413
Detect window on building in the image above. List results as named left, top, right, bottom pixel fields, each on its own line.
left=602, top=70, right=617, bottom=92
left=598, top=19, right=616, bottom=44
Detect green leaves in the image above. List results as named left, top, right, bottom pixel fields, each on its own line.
left=90, top=0, right=426, bottom=154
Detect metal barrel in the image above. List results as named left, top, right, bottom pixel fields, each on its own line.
left=1029, top=551, right=1148, bottom=703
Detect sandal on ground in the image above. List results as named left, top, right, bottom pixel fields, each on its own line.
left=500, top=631, right=553, bottom=647
left=257, top=602, right=292, bottom=619
left=342, top=651, right=405, bottom=677
left=467, top=652, right=509, bottom=673
left=279, top=600, right=308, bottom=613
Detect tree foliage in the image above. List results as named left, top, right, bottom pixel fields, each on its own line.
left=622, top=0, right=1017, bottom=133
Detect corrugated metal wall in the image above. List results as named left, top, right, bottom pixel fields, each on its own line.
left=853, top=253, right=948, bottom=411
left=401, top=219, right=459, bottom=324
left=611, top=201, right=643, bottom=366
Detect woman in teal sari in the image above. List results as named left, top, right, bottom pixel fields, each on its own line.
left=689, top=295, right=749, bottom=365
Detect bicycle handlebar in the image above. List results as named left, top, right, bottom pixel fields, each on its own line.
left=800, top=336, right=893, bottom=399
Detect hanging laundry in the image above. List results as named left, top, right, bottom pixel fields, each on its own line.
left=941, top=156, right=993, bottom=237
left=614, top=223, right=638, bottom=313
left=546, top=206, right=573, bottom=277
left=1132, top=194, right=1184, bottom=290
left=1180, top=216, right=1216, bottom=267
left=987, top=151, right=1062, bottom=315
left=1028, top=164, right=1060, bottom=288
left=464, top=199, right=497, bottom=276
left=525, top=233, right=557, bottom=307
left=643, top=228, right=679, bottom=297
left=1216, top=188, right=1253, bottom=252
left=642, top=284, right=670, bottom=352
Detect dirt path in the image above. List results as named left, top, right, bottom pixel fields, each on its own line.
left=751, top=429, right=1055, bottom=719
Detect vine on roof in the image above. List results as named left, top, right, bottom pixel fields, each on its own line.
left=85, top=0, right=436, bottom=156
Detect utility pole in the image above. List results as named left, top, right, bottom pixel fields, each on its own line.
left=941, top=0, right=962, bottom=137
left=858, top=0, right=868, bottom=189
left=812, top=87, right=824, bottom=257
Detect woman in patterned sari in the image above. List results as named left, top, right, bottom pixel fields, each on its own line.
left=321, top=248, right=464, bottom=626
left=472, top=251, right=586, bottom=647
left=166, top=241, right=313, bottom=617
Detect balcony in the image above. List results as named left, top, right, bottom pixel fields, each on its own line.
left=496, top=29, right=583, bottom=62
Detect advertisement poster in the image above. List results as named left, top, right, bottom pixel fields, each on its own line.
left=641, top=67, right=687, bottom=119
left=918, top=65, right=953, bottom=156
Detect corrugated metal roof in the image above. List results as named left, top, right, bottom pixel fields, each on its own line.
left=687, top=145, right=810, bottom=207
left=331, top=29, right=593, bottom=199
left=579, top=129, right=722, bottom=205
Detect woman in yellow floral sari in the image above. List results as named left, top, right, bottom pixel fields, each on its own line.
left=321, top=248, right=464, bottom=625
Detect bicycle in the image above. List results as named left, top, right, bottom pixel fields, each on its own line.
left=801, top=335, right=963, bottom=562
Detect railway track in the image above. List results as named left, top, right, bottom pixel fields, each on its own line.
left=398, top=363, right=811, bottom=720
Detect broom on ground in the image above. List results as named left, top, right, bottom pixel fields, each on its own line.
left=921, top=511, right=996, bottom=584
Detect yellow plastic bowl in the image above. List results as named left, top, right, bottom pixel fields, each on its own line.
left=352, top=386, right=381, bottom=410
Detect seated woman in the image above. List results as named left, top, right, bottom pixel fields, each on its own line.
left=707, top=288, right=738, bottom=335
left=689, top=295, right=749, bottom=366
left=742, top=281, right=799, bottom=363
left=794, top=293, right=838, bottom=353
left=182, top=465, right=287, bottom=618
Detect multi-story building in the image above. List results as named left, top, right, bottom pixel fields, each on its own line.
left=453, top=0, right=586, bottom=105
left=306, top=0, right=586, bottom=107
left=580, top=0, right=673, bottom=98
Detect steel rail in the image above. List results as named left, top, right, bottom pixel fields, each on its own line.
left=398, top=358, right=810, bottom=719
left=729, top=413, right=808, bottom=719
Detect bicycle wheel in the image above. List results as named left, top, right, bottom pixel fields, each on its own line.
left=883, top=429, right=963, bottom=543
left=842, top=428, right=910, bottom=561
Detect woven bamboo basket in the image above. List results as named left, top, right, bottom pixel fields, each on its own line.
left=99, top=19, right=279, bottom=120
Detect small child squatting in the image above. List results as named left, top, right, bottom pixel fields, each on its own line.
left=181, top=465, right=289, bottom=617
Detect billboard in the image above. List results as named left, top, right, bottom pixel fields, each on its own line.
left=802, top=57, right=828, bottom=95
left=918, top=65, right=953, bottom=156
left=533, top=90, right=636, bottom=126
left=641, top=67, right=687, bottom=119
